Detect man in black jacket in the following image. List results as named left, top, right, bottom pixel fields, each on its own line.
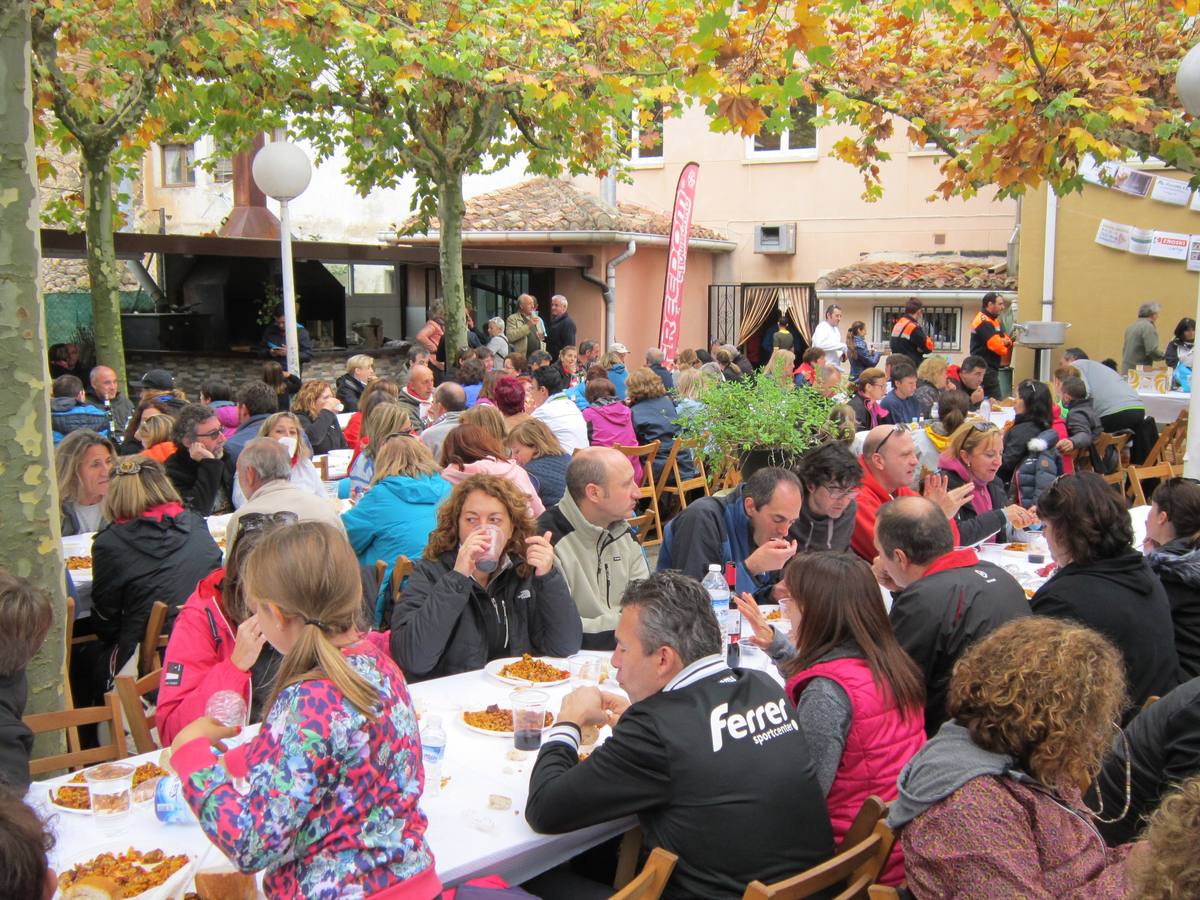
left=525, top=572, right=835, bottom=899
left=86, top=365, right=135, bottom=442
left=164, top=404, right=236, bottom=515
left=874, top=496, right=1030, bottom=735
left=545, top=294, right=576, bottom=361
left=657, top=467, right=801, bottom=604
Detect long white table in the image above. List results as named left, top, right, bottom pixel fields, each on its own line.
left=31, top=653, right=641, bottom=893
left=1138, top=389, right=1189, bottom=424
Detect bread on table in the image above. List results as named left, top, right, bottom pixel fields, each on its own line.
left=193, top=869, right=257, bottom=900
left=59, top=875, right=123, bottom=899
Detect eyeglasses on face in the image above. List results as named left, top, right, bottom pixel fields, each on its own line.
left=822, top=485, right=861, bottom=501
left=193, top=427, right=224, bottom=440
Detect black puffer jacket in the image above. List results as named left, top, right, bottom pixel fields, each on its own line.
left=91, top=507, right=222, bottom=675
left=1093, top=676, right=1200, bottom=846
left=1148, top=539, right=1200, bottom=680
left=297, top=410, right=347, bottom=455
left=1032, top=550, right=1181, bottom=714
left=0, top=671, right=33, bottom=792
left=335, top=374, right=366, bottom=413
left=939, top=463, right=1010, bottom=547
left=998, top=415, right=1050, bottom=485
left=390, top=551, right=582, bottom=681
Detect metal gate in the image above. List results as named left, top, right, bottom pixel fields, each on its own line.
left=708, top=284, right=742, bottom=347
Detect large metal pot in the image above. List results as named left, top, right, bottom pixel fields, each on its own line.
left=1013, top=321, right=1071, bottom=348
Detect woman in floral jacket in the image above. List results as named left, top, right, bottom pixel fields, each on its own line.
left=170, top=522, right=439, bottom=900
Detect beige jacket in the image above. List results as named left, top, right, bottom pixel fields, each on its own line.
left=225, top=478, right=346, bottom=559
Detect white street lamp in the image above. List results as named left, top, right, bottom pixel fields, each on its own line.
left=1175, top=46, right=1200, bottom=476
left=252, top=140, right=312, bottom=377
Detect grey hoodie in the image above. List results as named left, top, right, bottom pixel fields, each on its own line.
left=789, top=497, right=857, bottom=553
left=888, top=720, right=1029, bottom=829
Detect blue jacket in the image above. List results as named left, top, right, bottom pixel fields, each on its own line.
left=50, top=397, right=110, bottom=444
left=880, top=390, right=922, bottom=425
left=342, top=473, right=453, bottom=625
left=607, top=364, right=629, bottom=400
left=223, top=413, right=272, bottom=463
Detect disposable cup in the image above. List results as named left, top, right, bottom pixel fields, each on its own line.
left=510, top=689, right=548, bottom=751
left=84, top=762, right=135, bottom=819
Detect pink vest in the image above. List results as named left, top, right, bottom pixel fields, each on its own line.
left=788, top=657, right=926, bottom=886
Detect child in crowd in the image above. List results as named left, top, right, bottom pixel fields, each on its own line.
left=0, top=572, right=54, bottom=793
left=169, top=523, right=440, bottom=899
left=1055, top=375, right=1102, bottom=456
left=0, top=789, right=57, bottom=900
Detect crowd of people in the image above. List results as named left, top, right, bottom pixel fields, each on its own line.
left=3, top=294, right=1199, bottom=899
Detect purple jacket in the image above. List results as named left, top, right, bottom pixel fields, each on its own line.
left=582, top=400, right=642, bottom=483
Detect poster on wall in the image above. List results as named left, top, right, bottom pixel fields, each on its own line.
left=1149, top=230, right=1190, bottom=260
left=1129, top=227, right=1153, bottom=254
left=1151, top=177, right=1193, bottom=206
left=1095, top=219, right=1132, bottom=251
left=1188, top=236, right=1200, bottom=272
left=1111, top=166, right=1154, bottom=197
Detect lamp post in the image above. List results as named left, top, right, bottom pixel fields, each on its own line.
left=1175, top=45, right=1200, bottom=477
left=252, top=140, right=312, bottom=377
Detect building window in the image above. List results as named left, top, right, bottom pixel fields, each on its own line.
left=748, top=99, right=818, bottom=159
left=873, top=304, right=963, bottom=352
left=630, top=103, right=664, bottom=163
left=161, top=143, right=196, bottom=186
left=468, top=267, right=531, bottom=325
left=212, top=155, right=234, bottom=184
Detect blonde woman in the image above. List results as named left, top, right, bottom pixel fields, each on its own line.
left=56, top=429, right=116, bottom=535
left=937, top=420, right=1038, bottom=545
left=134, top=411, right=177, bottom=464
left=84, top=457, right=220, bottom=699
left=506, top=419, right=571, bottom=508
left=335, top=353, right=376, bottom=412
left=763, top=348, right=797, bottom=390
left=292, top=380, right=347, bottom=455
left=347, top=402, right=413, bottom=496
left=343, top=435, right=452, bottom=625
left=231, top=412, right=325, bottom=508
left=915, top=356, right=948, bottom=419
left=461, top=404, right=507, bottom=444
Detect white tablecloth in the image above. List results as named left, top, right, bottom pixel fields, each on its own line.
left=1137, top=390, right=1189, bottom=424
left=32, top=653, right=645, bottom=891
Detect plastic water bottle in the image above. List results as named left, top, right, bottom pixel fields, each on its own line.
left=981, top=397, right=992, bottom=421
left=723, top=563, right=740, bottom=666
left=154, top=774, right=196, bottom=824
left=931, top=402, right=940, bottom=420
left=702, top=564, right=731, bottom=647
left=421, top=715, right=447, bottom=796
left=205, top=690, right=247, bottom=728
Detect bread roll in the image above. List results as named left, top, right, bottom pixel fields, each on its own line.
left=193, top=869, right=257, bottom=900
left=60, top=875, right=123, bottom=899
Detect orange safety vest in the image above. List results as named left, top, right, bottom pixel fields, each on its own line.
left=970, top=311, right=1013, bottom=365
left=891, top=316, right=933, bottom=352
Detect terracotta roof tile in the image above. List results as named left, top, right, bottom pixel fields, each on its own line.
left=821, top=259, right=1015, bottom=292
left=396, top=177, right=727, bottom=242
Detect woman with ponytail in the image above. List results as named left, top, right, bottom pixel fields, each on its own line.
left=168, top=522, right=440, bottom=900
left=911, top=389, right=969, bottom=487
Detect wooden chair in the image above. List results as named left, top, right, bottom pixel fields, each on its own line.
left=655, top=437, right=711, bottom=513
left=25, top=692, right=125, bottom=776
left=610, top=847, right=679, bottom=900
left=139, top=600, right=170, bottom=676
left=1075, top=432, right=1131, bottom=474
left=375, top=555, right=415, bottom=629
left=1143, top=694, right=1161, bottom=710
left=839, top=797, right=888, bottom=851
left=1142, top=411, right=1188, bottom=468
left=114, top=667, right=163, bottom=755
left=1128, top=462, right=1183, bottom=507
left=741, top=821, right=895, bottom=900
left=866, top=888, right=900, bottom=899
left=615, top=442, right=664, bottom=546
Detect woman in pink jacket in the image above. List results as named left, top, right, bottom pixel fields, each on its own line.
left=156, top=519, right=284, bottom=744
left=581, top=378, right=642, bottom=484
left=439, top=424, right=545, bottom=518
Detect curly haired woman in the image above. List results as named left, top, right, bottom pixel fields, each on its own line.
left=1129, top=775, right=1200, bottom=899
left=889, top=617, right=1136, bottom=898
left=389, top=474, right=580, bottom=680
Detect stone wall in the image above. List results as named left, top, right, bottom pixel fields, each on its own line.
left=123, top=345, right=412, bottom=399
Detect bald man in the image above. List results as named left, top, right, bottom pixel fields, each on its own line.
left=850, top=424, right=973, bottom=560
left=86, top=365, right=134, bottom=441
left=537, top=447, right=648, bottom=649
left=398, top=363, right=435, bottom=427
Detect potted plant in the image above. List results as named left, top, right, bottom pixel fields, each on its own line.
left=676, top=371, right=847, bottom=477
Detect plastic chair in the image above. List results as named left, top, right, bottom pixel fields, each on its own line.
left=25, top=692, right=126, bottom=775
left=114, top=667, right=163, bottom=755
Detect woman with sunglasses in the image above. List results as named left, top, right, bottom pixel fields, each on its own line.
left=1144, top=476, right=1200, bottom=680
left=74, top=457, right=221, bottom=709
left=939, top=420, right=1039, bottom=546
left=156, top=515, right=287, bottom=745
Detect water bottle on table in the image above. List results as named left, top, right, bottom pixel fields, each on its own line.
left=703, top=564, right=731, bottom=649
left=420, top=715, right=447, bottom=795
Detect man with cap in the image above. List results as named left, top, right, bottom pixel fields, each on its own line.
left=140, top=368, right=186, bottom=414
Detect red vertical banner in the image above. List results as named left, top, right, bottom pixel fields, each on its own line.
left=658, top=162, right=700, bottom=364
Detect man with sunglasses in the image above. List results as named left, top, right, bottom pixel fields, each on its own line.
left=165, top=403, right=235, bottom=516
left=791, top=441, right=862, bottom=553
left=850, top=423, right=973, bottom=561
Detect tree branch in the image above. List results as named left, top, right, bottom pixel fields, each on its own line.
left=29, top=11, right=91, bottom=143
left=1001, top=0, right=1047, bottom=80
